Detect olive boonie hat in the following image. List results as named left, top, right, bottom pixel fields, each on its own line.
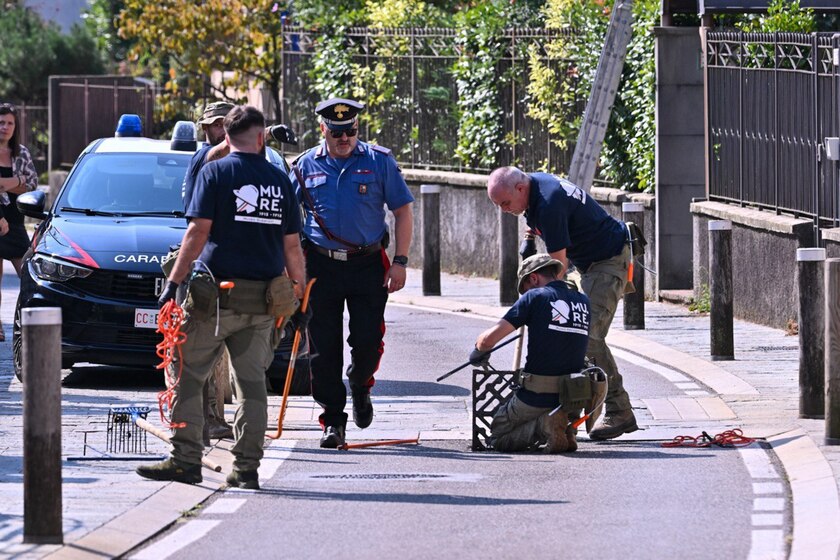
left=315, top=98, right=365, bottom=131
left=517, top=253, right=563, bottom=294
left=198, top=101, right=235, bottom=125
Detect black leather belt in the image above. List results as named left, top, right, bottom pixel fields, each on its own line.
left=309, top=242, right=382, bottom=261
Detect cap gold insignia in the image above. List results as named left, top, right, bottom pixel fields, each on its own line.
left=335, top=104, right=350, bottom=119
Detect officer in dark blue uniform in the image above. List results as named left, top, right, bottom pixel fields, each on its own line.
left=291, top=98, right=414, bottom=448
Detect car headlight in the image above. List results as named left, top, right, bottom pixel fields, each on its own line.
left=31, top=254, right=93, bottom=282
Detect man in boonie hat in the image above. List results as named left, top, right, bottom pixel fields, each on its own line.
left=469, top=253, right=597, bottom=453
left=179, top=100, right=237, bottom=442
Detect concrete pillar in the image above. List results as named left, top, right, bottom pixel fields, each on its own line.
left=654, top=27, right=706, bottom=295
left=709, top=220, right=734, bottom=360
left=421, top=184, right=441, bottom=296
left=22, top=307, right=63, bottom=544
left=798, top=248, right=825, bottom=419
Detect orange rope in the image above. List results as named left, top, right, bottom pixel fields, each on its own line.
left=155, top=300, right=187, bottom=429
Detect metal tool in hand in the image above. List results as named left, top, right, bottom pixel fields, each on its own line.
left=436, top=334, right=522, bottom=382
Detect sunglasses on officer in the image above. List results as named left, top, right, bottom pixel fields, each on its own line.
left=329, top=128, right=358, bottom=139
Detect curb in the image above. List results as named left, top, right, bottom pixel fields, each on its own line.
left=392, top=289, right=840, bottom=558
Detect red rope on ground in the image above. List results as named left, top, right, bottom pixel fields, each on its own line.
left=661, top=428, right=756, bottom=448
left=155, top=300, right=187, bottom=429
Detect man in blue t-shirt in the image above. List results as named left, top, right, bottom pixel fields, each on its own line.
left=470, top=254, right=592, bottom=452
left=487, top=166, right=637, bottom=441
left=138, top=106, right=306, bottom=490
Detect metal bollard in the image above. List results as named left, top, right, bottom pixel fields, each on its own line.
left=22, top=307, right=63, bottom=544
left=622, top=202, right=645, bottom=330
left=499, top=211, right=519, bottom=306
left=826, top=258, right=840, bottom=445
left=709, top=220, right=734, bottom=360
left=797, top=248, right=825, bottom=419
left=421, top=184, right=441, bottom=296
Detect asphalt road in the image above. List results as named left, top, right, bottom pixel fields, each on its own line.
left=125, top=305, right=762, bottom=560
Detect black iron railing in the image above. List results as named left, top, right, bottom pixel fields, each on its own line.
left=706, top=31, right=840, bottom=238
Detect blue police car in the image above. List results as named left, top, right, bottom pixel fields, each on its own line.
left=13, top=115, right=310, bottom=395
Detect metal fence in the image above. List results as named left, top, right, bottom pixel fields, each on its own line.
left=281, top=26, right=582, bottom=174
left=48, top=76, right=157, bottom=170
left=705, top=32, right=839, bottom=238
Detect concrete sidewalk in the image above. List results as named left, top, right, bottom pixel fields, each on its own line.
left=2, top=266, right=839, bottom=559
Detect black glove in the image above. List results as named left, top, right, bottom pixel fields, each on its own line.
left=519, top=236, right=537, bottom=259
left=267, top=124, right=298, bottom=146
left=292, top=305, right=313, bottom=331
left=158, top=280, right=179, bottom=309
left=468, top=346, right=491, bottom=367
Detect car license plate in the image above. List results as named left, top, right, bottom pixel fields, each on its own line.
left=134, top=308, right=160, bottom=329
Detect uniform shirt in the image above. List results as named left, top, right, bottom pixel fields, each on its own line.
left=188, top=152, right=301, bottom=280
left=525, top=172, right=627, bottom=272
left=291, top=140, right=414, bottom=250
left=503, top=280, right=591, bottom=407
left=181, top=144, right=212, bottom=211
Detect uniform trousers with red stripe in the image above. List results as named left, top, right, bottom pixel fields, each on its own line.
left=305, top=248, right=389, bottom=429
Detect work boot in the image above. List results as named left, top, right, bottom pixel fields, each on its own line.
left=351, top=389, right=373, bottom=429
left=565, top=423, right=578, bottom=453
left=588, top=409, right=638, bottom=441
left=208, top=418, right=234, bottom=440
left=320, top=425, right=346, bottom=449
left=540, top=411, right=569, bottom=453
left=136, top=457, right=202, bottom=484
left=226, top=469, right=260, bottom=490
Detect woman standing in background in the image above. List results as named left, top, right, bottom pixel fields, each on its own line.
left=0, top=104, right=39, bottom=341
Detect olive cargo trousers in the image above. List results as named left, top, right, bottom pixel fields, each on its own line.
left=169, top=309, right=274, bottom=472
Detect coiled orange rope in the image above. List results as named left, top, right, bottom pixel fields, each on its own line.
left=155, top=300, right=187, bottom=429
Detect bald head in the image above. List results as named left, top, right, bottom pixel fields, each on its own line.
left=487, top=166, right=531, bottom=215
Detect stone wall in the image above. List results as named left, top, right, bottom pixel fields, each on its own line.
left=691, top=200, right=815, bottom=330
left=399, top=170, right=657, bottom=299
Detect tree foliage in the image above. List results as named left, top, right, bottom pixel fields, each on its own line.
left=736, top=0, right=815, bottom=32
left=533, top=0, right=658, bottom=191
left=0, top=4, right=104, bottom=103
left=117, top=1, right=286, bottom=123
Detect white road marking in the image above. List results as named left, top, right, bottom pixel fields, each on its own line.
left=753, top=497, right=785, bottom=511
left=611, top=347, right=689, bottom=383
left=749, top=530, right=785, bottom=560
left=740, top=447, right=780, bottom=479
left=675, top=382, right=700, bottom=390
left=129, top=520, right=221, bottom=560
left=753, top=482, right=784, bottom=495
left=258, top=440, right=297, bottom=483
left=752, top=513, right=784, bottom=526
left=741, top=447, right=786, bottom=560
left=202, top=498, right=247, bottom=515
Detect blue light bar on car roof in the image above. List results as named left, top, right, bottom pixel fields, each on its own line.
left=115, top=114, right=143, bottom=137
left=171, top=121, right=197, bottom=152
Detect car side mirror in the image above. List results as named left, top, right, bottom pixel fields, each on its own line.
left=16, top=190, right=48, bottom=221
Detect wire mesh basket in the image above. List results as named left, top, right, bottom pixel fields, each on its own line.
left=106, top=405, right=153, bottom=454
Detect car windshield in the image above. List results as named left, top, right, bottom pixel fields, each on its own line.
left=56, top=153, right=192, bottom=214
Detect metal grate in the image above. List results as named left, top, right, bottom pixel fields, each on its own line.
left=472, top=369, right=518, bottom=451
left=106, top=406, right=152, bottom=454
